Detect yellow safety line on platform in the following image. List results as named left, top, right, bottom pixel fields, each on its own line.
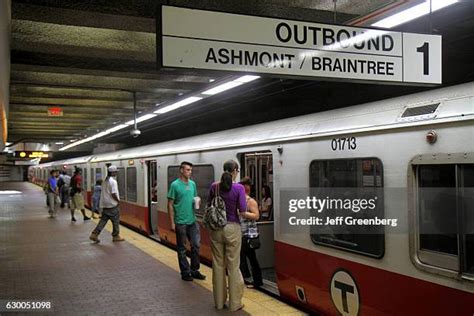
left=87, top=210, right=305, bottom=315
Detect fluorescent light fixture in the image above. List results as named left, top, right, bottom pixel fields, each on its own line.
left=372, top=0, right=458, bottom=28
left=55, top=142, right=64, bottom=145
left=60, top=75, right=260, bottom=151
left=202, top=75, right=260, bottom=95
left=202, top=81, right=244, bottom=95
left=125, top=114, right=157, bottom=125
left=235, top=75, right=261, bottom=83
left=5, top=142, right=11, bottom=146
left=105, top=124, right=128, bottom=134
left=154, top=97, right=203, bottom=114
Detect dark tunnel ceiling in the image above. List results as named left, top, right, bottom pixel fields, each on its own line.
left=8, top=0, right=474, bottom=150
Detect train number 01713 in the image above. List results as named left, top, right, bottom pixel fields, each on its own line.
left=331, top=137, right=357, bottom=151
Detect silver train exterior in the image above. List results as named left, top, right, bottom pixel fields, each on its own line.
left=30, top=82, right=474, bottom=315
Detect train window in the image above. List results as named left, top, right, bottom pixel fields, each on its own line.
left=117, top=167, right=126, bottom=200
left=126, top=167, right=137, bottom=202
left=167, top=166, right=179, bottom=186
left=309, top=158, right=384, bottom=258
left=90, top=168, right=95, bottom=187
left=83, top=168, right=87, bottom=191
left=418, top=165, right=457, bottom=256
left=463, top=165, right=474, bottom=275
left=167, top=164, right=214, bottom=217
left=95, top=168, right=102, bottom=181
left=416, top=164, right=474, bottom=275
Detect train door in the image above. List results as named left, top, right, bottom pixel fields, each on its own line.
left=147, top=160, right=159, bottom=237
left=241, top=151, right=277, bottom=291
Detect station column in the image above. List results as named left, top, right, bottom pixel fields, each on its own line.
left=0, top=0, right=11, bottom=148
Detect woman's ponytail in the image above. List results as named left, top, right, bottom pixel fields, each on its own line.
left=220, top=159, right=239, bottom=193
left=220, top=172, right=233, bottom=192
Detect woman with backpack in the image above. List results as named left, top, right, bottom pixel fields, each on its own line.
left=206, top=160, right=255, bottom=312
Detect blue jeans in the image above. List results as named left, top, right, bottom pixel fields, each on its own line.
left=92, top=196, right=100, bottom=212
left=93, top=206, right=120, bottom=237
left=175, top=222, right=201, bottom=276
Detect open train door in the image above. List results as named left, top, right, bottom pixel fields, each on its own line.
left=146, top=160, right=159, bottom=238
left=240, top=151, right=277, bottom=293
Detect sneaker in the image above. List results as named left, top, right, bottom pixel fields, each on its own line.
left=181, top=274, right=193, bottom=281
left=89, top=232, right=100, bottom=243
left=112, top=235, right=125, bottom=242
left=191, top=271, right=206, bottom=280
left=83, top=216, right=91, bottom=221
left=71, top=217, right=76, bottom=222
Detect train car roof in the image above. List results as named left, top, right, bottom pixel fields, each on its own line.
left=37, top=81, right=474, bottom=167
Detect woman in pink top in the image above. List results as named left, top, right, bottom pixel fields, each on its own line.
left=207, top=160, right=255, bottom=311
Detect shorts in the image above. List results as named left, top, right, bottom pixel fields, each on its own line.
left=71, top=192, right=85, bottom=210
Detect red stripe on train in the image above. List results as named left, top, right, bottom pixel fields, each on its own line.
left=116, top=201, right=151, bottom=235
left=275, top=241, right=474, bottom=315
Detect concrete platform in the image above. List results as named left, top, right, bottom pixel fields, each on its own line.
left=0, top=182, right=304, bottom=315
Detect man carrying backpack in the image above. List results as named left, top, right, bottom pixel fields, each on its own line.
left=167, top=161, right=206, bottom=282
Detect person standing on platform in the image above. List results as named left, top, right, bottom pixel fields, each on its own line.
left=47, top=170, right=60, bottom=218
left=207, top=160, right=251, bottom=312
left=89, top=165, right=124, bottom=242
left=58, top=170, right=71, bottom=208
left=167, top=161, right=206, bottom=282
left=238, top=177, right=263, bottom=289
left=91, top=179, right=102, bottom=219
left=69, top=167, right=91, bottom=222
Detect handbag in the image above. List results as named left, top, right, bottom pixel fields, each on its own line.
left=203, top=183, right=227, bottom=230
left=243, top=197, right=260, bottom=249
left=245, top=235, right=261, bottom=250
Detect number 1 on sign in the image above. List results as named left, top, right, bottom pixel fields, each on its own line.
left=416, top=42, right=429, bottom=75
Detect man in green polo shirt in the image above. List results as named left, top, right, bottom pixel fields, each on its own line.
left=167, top=161, right=206, bottom=281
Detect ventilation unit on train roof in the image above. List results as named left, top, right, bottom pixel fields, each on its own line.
left=398, top=102, right=440, bottom=122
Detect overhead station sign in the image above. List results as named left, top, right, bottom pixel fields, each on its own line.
left=15, top=151, right=51, bottom=159
left=159, top=5, right=441, bottom=85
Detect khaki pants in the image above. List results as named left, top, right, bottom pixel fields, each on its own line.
left=210, top=223, right=244, bottom=311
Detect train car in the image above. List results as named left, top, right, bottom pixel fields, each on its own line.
left=30, top=82, right=474, bottom=315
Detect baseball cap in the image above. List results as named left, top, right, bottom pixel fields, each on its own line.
left=108, top=165, right=118, bottom=172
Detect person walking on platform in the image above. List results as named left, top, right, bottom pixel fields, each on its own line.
left=167, top=161, right=206, bottom=281
left=58, top=170, right=71, bottom=208
left=207, top=160, right=253, bottom=311
left=89, top=165, right=124, bottom=242
left=69, top=167, right=91, bottom=222
left=238, top=177, right=263, bottom=289
left=47, top=170, right=60, bottom=218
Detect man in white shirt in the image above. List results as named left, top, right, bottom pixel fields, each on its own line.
left=89, top=165, right=125, bottom=242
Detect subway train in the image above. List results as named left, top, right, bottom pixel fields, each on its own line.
left=29, top=82, right=474, bottom=315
